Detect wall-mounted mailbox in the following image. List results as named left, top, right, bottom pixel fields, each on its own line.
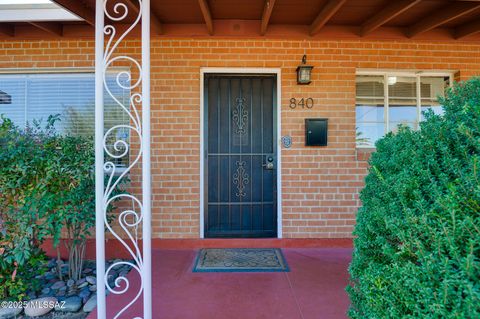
left=305, top=118, right=328, bottom=146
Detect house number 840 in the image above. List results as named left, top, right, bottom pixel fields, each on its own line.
left=289, top=98, right=314, bottom=109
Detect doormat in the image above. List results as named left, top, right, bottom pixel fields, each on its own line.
left=193, top=248, right=289, bottom=272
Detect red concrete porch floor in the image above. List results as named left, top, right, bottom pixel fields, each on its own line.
left=88, top=248, right=352, bottom=319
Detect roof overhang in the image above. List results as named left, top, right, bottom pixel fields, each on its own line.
left=0, top=0, right=82, bottom=22
left=1, top=0, right=480, bottom=42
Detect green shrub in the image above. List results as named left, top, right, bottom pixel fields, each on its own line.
left=0, top=114, right=124, bottom=297
left=348, top=78, right=480, bottom=318
left=0, top=250, right=46, bottom=301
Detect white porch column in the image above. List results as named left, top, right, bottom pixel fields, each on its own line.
left=141, top=0, right=152, bottom=318
left=95, top=0, right=152, bottom=318
left=94, top=0, right=106, bottom=317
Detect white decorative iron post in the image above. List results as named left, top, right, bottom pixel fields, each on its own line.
left=95, top=0, right=152, bottom=318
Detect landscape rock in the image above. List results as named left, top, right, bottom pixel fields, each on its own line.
left=41, top=287, right=51, bottom=295
left=78, top=281, right=89, bottom=289
left=56, top=296, right=82, bottom=312
left=24, top=297, right=57, bottom=317
left=0, top=305, right=22, bottom=319
left=51, top=281, right=65, bottom=290
left=67, top=279, right=75, bottom=287
left=79, top=287, right=91, bottom=299
left=86, top=276, right=96, bottom=285
left=83, top=295, right=97, bottom=313
left=89, top=285, right=97, bottom=292
left=47, top=259, right=56, bottom=268
left=44, top=273, right=55, bottom=280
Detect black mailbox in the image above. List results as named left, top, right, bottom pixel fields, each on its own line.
left=305, top=118, right=328, bottom=146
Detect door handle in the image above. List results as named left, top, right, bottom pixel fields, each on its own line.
left=262, top=162, right=274, bottom=170
left=263, top=155, right=275, bottom=170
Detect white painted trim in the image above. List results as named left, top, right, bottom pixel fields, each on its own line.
left=199, top=71, right=205, bottom=238
left=356, top=69, right=455, bottom=77
left=141, top=1, right=152, bottom=317
left=94, top=0, right=105, bottom=317
left=199, top=67, right=283, bottom=239
left=0, top=67, right=128, bottom=74
left=0, top=8, right=82, bottom=22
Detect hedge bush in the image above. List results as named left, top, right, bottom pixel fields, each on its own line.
left=348, top=78, right=480, bottom=318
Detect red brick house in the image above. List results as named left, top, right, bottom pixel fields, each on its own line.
left=2, top=1, right=480, bottom=317
left=1, top=0, right=480, bottom=244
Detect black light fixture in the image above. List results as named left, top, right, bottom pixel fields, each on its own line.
left=0, top=90, right=11, bottom=104
left=296, top=54, right=313, bottom=85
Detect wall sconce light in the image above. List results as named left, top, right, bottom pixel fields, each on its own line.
left=296, top=54, right=313, bottom=85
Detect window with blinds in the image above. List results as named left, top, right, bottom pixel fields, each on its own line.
left=356, top=73, right=450, bottom=147
left=0, top=72, right=130, bottom=167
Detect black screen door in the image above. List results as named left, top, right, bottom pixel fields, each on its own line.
left=204, top=74, right=277, bottom=238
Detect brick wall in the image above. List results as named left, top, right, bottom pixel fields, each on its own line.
left=1, top=38, right=479, bottom=239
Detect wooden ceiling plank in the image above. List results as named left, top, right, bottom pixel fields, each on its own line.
left=361, top=0, right=422, bottom=36
left=123, top=0, right=163, bottom=35
left=0, top=24, right=15, bottom=37
left=198, top=0, right=214, bottom=35
left=310, top=0, right=347, bottom=36
left=408, top=2, right=480, bottom=37
left=28, top=22, right=63, bottom=36
left=51, top=0, right=95, bottom=26
left=456, top=19, right=480, bottom=39
left=261, top=0, right=276, bottom=36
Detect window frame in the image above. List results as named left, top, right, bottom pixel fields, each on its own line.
left=355, top=70, right=454, bottom=149
left=0, top=67, right=131, bottom=174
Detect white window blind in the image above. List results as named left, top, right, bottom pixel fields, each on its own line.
left=356, top=73, right=450, bottom=147
left=0, top=72, right=130, bottom=166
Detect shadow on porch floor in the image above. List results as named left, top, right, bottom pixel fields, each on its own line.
left=88, top=248, right=352, bottom=319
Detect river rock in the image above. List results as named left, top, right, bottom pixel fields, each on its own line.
left=51, top=281, right=65, bottom=290
left=78, top=282, right=89, bottom=289
left=24, top=297, right=57, bottom=317
left=0, top=305, right=22, bottom=319
left=86, top=276, right=96, bottom=285
left=41, top=287, right=51, bottom=295
left=79, top=287, right=91, bottom=299
left=83, top=295, right=97, bottom=313
left=56, top=296, right=82, bottom=312
left=44, top=273, right=55, bottom=280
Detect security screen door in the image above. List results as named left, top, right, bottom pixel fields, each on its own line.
left=204, top=74, right=277, bottom=238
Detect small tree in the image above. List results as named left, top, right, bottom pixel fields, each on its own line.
left=0, top=116, right=56, bottom=299
left=0, top=115, right=125, bottom=285
left=50, top=134, right=124, bottom=281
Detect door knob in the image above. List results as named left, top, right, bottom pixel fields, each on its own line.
left=263, top=162, right=274, bottom=170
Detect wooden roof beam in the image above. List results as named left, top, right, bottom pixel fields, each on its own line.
left=0, top=24, right=15, bottom=37
left=456, top=18, right=480, bottom=39
left=123, top=0, right=163, bottom=35
left=198, top=0, right=214, bottom=35
left=51, top=0, right=95, bottom=26
left=361, top=0, right=422, bottom=36
left=310, top=0, right=347, bottom=36
left=408, top=2, right=480, bottom=37
left=261, top=0, right=276, bottom=36
left=28, top=22, right=63, bottom=37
